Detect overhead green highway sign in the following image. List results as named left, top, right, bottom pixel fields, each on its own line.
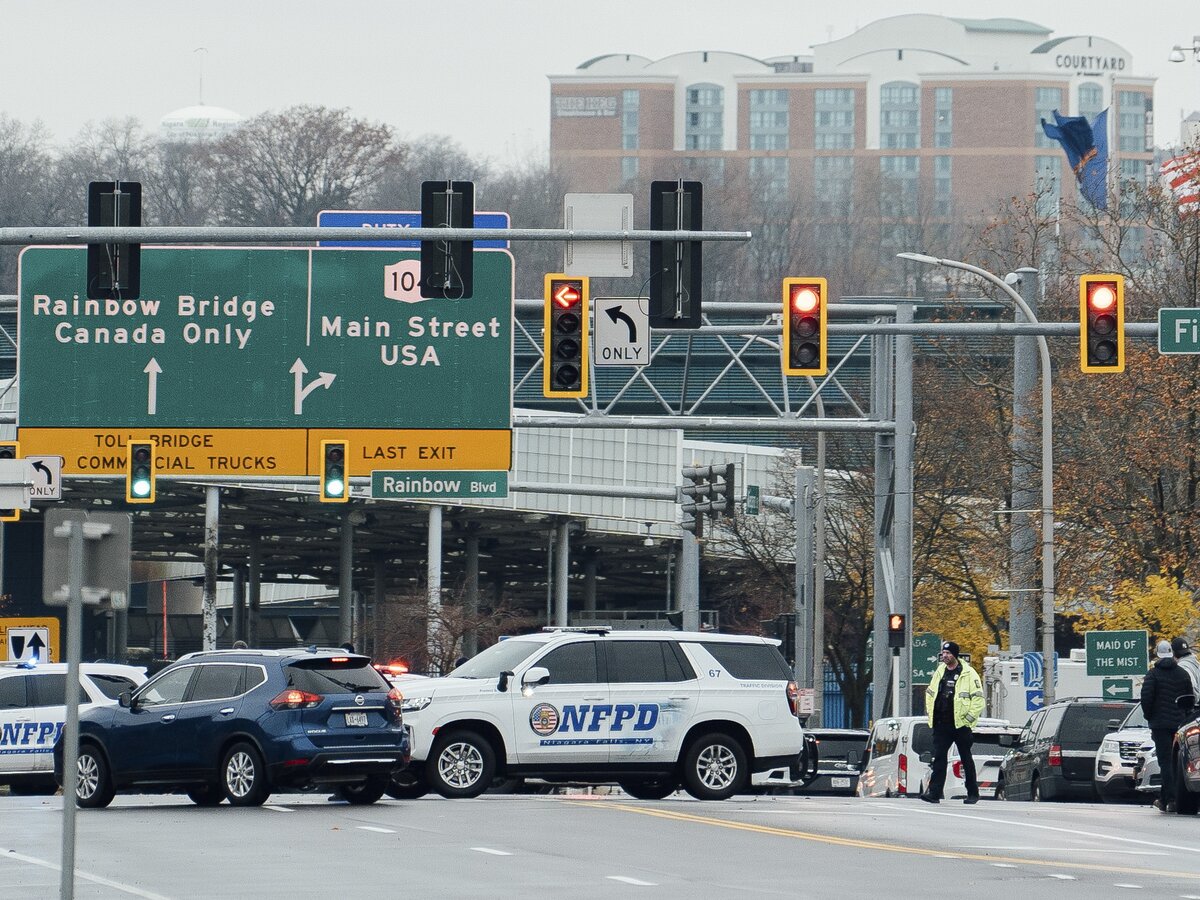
left=19, top=247, right=513, bottom=430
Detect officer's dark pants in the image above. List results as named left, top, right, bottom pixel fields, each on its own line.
left=926, top=725, right=978, bottom=800
left=1152, top=727, right=1177, bottom=804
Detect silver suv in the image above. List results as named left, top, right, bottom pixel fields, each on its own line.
left=393, top=627, right=809, bottom=801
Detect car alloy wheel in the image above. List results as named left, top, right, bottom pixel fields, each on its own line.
left=74, top=745, right=115, bottom=809
left=221, top=742, right=269, bottom=806
left=427, top=729, right=495, bottom=798
left=682, top=733, right=747, bottom=800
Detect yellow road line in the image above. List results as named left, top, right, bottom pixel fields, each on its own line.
left=580, top=802, right=1200, bottom=881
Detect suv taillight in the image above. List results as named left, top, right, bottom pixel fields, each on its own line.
left=898, top=752, right=908, bottom=794
left=786, top=681, right=800, bottom=717
left=386, top=687, right=404, bottom=724
left=1048, top=744, right=1062, bottom=767
left=270, top=689, right=322, bottom=710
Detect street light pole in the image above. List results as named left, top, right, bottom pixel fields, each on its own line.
left=897, top=253, right=1057, bottom=704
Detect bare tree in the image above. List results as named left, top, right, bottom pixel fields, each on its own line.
left=207, top=105, right=403, bottom=226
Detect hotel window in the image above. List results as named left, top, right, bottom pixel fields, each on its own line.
left=1117, top=91, right=1147, bottom=152
left=880, top=82, right=919, bottom=149
left=622, top=90, right=639, bottom=151
left=749, top=89, right=789, bottom=151
left=685, top=84, right=723, bottom=150
left=814, top=156, right=854, bottom=216
left=1034, top=155, right=1061, bottom=217
left=814, top=88, right=855, bottom=149
left=879, top=155, right=919, bottom=216
left=1078, top=82, right=1103, bottom=122
left=1035, top=87, right=1063, bottom=148
left=749, top=156, right=789, bottom=200
left=934, top=87, right=952, bottom=148
left=934, top=156, right=952, bottom=216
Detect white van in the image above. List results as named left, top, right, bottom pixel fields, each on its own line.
left=857, top=715, right=1011, bottom=798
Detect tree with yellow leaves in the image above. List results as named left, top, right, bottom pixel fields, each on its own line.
left=1067, top=575, right=1200, bottom=647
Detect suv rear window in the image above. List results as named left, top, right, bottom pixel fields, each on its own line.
left=814, top=736, right=868, bottom=766
left=910, top=723, right=933, bottom=755
left=287, top=659, right=389, bottom=694
left=696, top=642, right=792, bottom=680
left=1060, top=703, right=1134, bottom=749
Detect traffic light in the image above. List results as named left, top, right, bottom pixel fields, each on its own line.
left=420, top=180, right=474, bottom=299
left=320, top=440, right=349, bottom=503
left=126, top=441, right=155, bottom=504
left=710, top=463, right=737, bottom=520
left=887, top=613, right=906, bottom=649
left=87, top=181, right=141, bottom=300
left=649, top=180, right=703, bottom=329
left=680, top=465, right=712, bottom=539
left=543, top=274, right=589, bottom=399
left=783, top=277, right=828, bottom=376
left=0, top=441, right=19, bottom=522
left=1079, top=273, right=1125, bottom=373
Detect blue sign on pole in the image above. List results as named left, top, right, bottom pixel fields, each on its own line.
left=317, top=210, right=510, bottom=248
left=1022, top=651, right=1059, bottom=689
left=1026, top=689, right=1044, bottom=711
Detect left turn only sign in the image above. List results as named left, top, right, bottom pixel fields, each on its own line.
left=0, top=617, right=60, bottom=662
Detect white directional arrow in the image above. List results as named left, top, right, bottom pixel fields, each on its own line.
left=290, top=359, right=337, bottom=414
left=144, top=358, right=162, bottom=415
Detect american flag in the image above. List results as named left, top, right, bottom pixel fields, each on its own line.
left=1160, top=151, right=1200, bottom=215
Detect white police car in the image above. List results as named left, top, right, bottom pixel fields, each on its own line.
left=1, top=661, right=146, bottom=794
left=393, top=627, right=809, bottom=801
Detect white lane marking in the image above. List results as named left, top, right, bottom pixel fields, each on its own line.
left=607, top=876, right=657, bottom=886
left=1048, top=874, right=1077, bottom=881
left=0, top=846, right=173, bottom=899
left=1180, top=894, right=1200, bottom=898
left=1114, top=885, right=1143, bottom=890
left=471, top=847, right=513, bottom=856
left=264, top=805, right=294, bottom=812
left=991, top=863, right=1018, bottom=869
left=963, top=847, right=1166, bottom=855
left=357, top=826, right=396, bottom=834
left=906, top=806, right=1200, bottom=854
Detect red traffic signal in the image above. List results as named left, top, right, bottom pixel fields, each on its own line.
left=543, top=274, right=589, bottom=399
left=1079, top=274, right=1125, bottom=373
left=782, top=277, right=828, bottom=376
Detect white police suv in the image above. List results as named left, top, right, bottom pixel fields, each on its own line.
left=393, top=627, right=809, bottom=801
left=1, top=661, right=146, bottom=794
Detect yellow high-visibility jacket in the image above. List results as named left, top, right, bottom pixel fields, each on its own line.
left=925, top=661, right=985, bottom=729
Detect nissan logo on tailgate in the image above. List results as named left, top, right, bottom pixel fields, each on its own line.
left=354, top=695, right=365, bottom=706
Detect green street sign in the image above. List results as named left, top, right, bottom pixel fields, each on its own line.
left=18, top=247, right=513, bottom=430
left=371, top=470, right=508, bottom=500
left=912, top=632, right=942, bottom=683
left=1159, top=308, right=1200, bottom=354
left=745, top=484, right=761, bottom=516
left=1085, top=629, right=1149, bottom=676
left=1101, top=677, right=1133, bottom=700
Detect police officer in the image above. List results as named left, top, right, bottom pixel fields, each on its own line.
left=921, top=641, right=985, bottom=804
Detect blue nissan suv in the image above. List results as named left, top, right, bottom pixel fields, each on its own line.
left=55, top=648, right=410, bottom=808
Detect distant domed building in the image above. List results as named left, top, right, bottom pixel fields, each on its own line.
left=158, top=104, right=244, bottom=143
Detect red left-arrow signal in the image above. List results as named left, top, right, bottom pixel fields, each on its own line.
left=553, top=282, right=582, bottom=308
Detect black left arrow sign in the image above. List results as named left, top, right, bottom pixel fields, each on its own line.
left=605, top=304, right=638, bottom=342
left=32, top=461, right=52, bottom=485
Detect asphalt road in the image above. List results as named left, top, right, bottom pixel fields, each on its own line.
left=2, top=791, right=1199, bottom=899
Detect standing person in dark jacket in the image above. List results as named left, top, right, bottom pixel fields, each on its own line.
left=1141, top=639, right=1196, bottom=812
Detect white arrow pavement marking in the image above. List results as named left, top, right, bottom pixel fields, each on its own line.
left=144, top=358, right=162, bottom=415
left=290, top=358, right=337, bottom=414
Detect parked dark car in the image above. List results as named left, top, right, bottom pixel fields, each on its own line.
left=1168, top=702, right=1200, bottom=814
left=55, top=648, right=410, bottom=808
left=796, top=728, right=869, bottom=794
left=998, top=697, right=1135, bottom=801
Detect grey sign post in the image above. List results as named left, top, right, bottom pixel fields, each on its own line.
left=43, top=510, right=131, bottom=900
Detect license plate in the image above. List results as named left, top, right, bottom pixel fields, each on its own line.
left=831, top=777, right=851, bottom=788
left=345, top=712, right=368, bottom=727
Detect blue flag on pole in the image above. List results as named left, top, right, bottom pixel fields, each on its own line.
left=1040, top=108, right=1109, bottom=210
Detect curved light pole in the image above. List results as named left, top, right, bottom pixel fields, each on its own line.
left=897, top=253, right=1057, bottom=703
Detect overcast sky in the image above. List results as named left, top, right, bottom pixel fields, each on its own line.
left=4, top=0, right=1197, bottom=167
